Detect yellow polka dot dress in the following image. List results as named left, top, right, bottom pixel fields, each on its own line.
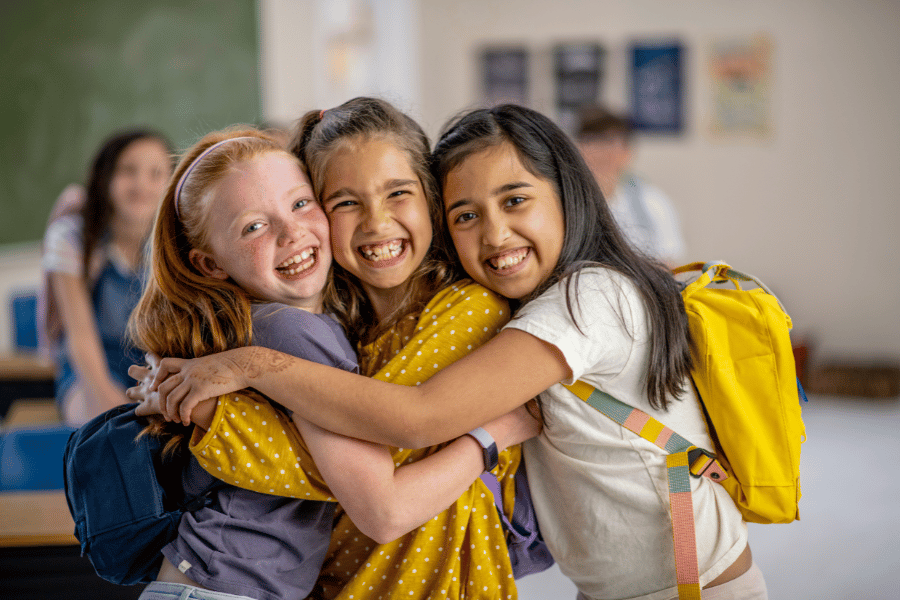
left=191, top=281, right=522, bottom=599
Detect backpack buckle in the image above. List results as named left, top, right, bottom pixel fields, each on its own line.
left=687, top=447, right=729, bottom=482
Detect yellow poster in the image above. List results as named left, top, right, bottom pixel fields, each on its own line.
left=708, top=35, right=774, bottom=138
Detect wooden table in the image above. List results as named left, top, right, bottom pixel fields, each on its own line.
left=0, top=490, right=76, bottom=546
left=0, top=353, right=55, bottom=420
left=0, top=491, right=142, bottom=598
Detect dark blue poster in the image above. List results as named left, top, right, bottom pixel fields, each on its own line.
left=630, top=42, right=684, bottom=134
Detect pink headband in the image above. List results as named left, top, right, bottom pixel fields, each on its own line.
left=174, top=136, right=256, bottom=220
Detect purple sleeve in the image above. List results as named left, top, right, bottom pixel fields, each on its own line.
left=251, top=304, right=359, bottom=374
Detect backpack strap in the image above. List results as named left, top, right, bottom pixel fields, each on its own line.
left=178, top=475, right=229, bottom=512
left=479, top=472, right=537, bottom=548
left=675, top=261, right=790, bottom=316
left=563, top=380, right=729, bottom=600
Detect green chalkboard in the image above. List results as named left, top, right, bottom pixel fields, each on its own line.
left=0, top=0, right=261, bottom=245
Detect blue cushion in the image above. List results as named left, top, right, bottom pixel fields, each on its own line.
left=0, top=425, right=77, bottom=490
left=11, top=292, right=39, bottom=352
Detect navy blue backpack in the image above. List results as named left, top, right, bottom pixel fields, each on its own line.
left=63, top=403, right=224, bottom=585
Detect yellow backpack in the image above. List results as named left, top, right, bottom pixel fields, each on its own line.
left=565, top=261, right=806, bottom=599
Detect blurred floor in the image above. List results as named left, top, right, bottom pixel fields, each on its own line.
left=517, top=393, right=900, bottom=599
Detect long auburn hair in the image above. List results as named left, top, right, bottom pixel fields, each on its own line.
left=80, top=128, right=173, bottom=278
left=431, top=104, right=692, bottom=410
left=128, top=126, right=297, bottom=446
left=289, top=97, right=460, bottom=371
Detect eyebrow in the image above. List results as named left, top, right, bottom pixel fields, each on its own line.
left=321, top=187, right=352, bottom=204
left=446, top=181, right=533, bottom=212
left=385, top=178, right=419, bottom=190
left=322, top=178, right=418, bottom=204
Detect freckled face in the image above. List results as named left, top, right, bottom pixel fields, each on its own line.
left=443, top=142, right=565, bottom=300
left=192, top=152, right=331, bottom=312
left=320, top=137, right=432, bottom=304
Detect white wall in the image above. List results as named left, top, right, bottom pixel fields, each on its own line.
left=260, top=0, right=900, bottom=363
left=5, top=0, right=894, bottom=359
left=259, top=0, right=422, bottom=125
left=413, top=0, right=900, bottom=363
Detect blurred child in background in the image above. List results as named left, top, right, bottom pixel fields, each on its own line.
left=576, top=104, right=686, bottom=268
left=41, top=128, right=173, bottom=425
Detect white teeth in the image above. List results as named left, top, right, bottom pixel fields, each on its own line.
left=277, top=249, right=316, bottom=274
left=490, top=249, right=528, bottom=270
left=361, top=240, right=404, bottom=261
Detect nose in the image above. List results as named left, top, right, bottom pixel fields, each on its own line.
left=481, top=212, right=511, bottom=248
left=277, top=218, right=306, bottom=247
left=361, top=202, right=391, bottom=234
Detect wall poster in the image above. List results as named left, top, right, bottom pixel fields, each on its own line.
left=630, top=41, right=684, bottom=134
left=553, top=42, right=605, bottom=133
left=481, top=47, right=529, bottom=106
left=708, top=35, right=774, bottom=139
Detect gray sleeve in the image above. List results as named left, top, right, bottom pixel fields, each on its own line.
left=251, top=304, right=358, bottom=373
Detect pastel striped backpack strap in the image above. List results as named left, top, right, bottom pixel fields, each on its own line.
left=563, top=380, right=729, bottom=600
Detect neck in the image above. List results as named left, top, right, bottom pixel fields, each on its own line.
left=363, top=282, right=410, bottom=324
left=109, top=214, right=151, bottom=269
left=289, top=295, right=325, bottom=314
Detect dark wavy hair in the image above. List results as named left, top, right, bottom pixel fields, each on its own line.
left=289, top=97, right=460, bottom=365
left=80, top=128, right=173, bottom=278
left=431, top=104, right=691, bottom=410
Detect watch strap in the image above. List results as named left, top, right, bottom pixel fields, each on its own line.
left=466, top=427, right=499, bottom=472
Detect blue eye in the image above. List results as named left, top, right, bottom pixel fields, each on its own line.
left=293, top=198, right=309, bottom=210
left=245, top=222, right=263, bottom=234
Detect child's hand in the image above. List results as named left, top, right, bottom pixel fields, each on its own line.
left=149, top=350, right=249, bottom=425
left=482, top=399, right=543, bottom=451
left=127, top=353, right=164, bottom=417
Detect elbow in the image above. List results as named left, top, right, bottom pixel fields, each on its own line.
left=350, top=503, right=411, bottom=545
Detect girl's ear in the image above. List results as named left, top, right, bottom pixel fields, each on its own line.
left=188, top=249, right=229, bottom=280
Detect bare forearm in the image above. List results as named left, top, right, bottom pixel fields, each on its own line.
left=238, top=329, right=567, bottom=448
left=52, top=273, right=125, bottom=411
left=340, top=436, right=487, bottom=544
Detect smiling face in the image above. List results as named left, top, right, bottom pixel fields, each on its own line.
left=108, top=137, right=172, bottom=228
left=190, top=152, right=331, bottom=313
left=320, top=136, right=432, bottom=317
left=443, top=142, right=565, bottom=300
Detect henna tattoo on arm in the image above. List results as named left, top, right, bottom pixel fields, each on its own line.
left=192, top=363, right=240, bottom=385
left=236, top=347, right=294, bottom=380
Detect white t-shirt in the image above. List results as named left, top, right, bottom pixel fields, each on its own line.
left=505, top=267, right=746, bottom=600
left=609, top=175, right=686, bottom=265
left=43, top=212, right=133, bottom=280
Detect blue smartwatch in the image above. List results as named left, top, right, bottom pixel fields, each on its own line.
left=465, top=427, right=499, bottom=472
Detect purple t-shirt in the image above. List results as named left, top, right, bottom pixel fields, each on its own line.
left=162, top=304, right=358, bottom=600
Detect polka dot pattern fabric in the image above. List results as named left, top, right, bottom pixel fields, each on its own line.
left=191, top=282, right=522, bottom=599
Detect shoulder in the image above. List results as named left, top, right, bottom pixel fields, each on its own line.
left=419, top=280, right=510, bottom=332
left=371, top=281, right=509, bottom=385
left=537, top=267, right=639, bottom=310
left=44, top=213, right=83, bottom=247
left=633, top=178, right=677, bottom=214
left=507, top=267, right=645, bottom=382
left=512, top=267, right=643, bottom=337
left=42, top=214, right=85, bottom=274
left=425, top=280, right=509, bottom=316
left=252, top=304, right=358, bottom=372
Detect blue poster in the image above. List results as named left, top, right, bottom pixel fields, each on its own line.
left=630, top=42, right=684, bottom=133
